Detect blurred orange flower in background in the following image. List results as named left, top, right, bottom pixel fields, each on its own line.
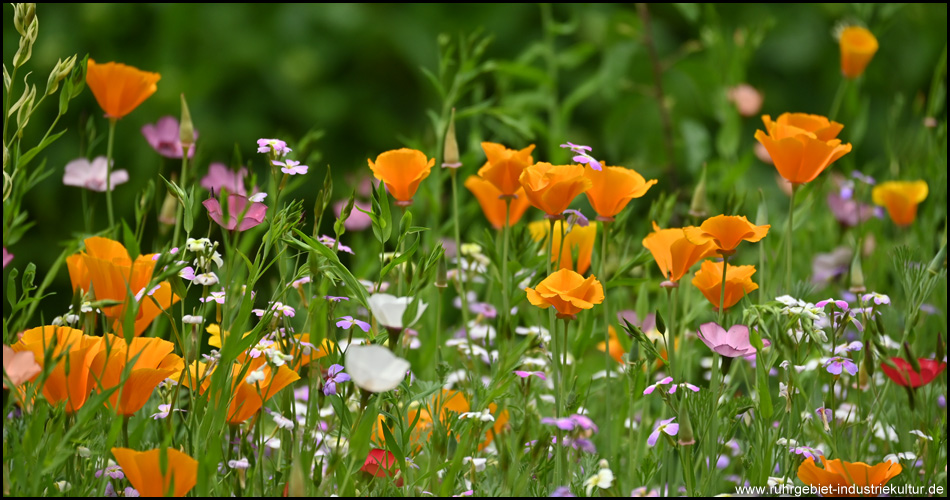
left=478, top=142, right=536, bottom=197
left=519, top=163, right=592, bottom=217
left=684, top=215, right=769, bottom=255
left=526, top=268, right=604, bottom=320
left=88, top=335, right=183, bottom=416
left=839, top=26, right=879, bottom=79
left=111, top=447, right=198, bottom=497
left=754, top=113, right=852, bottom=185
left=872, top=180, right=928, bottom=227
left=86, top=59, right=160, bottom=119
left=597, top=325, right=626, bottom=364
left=10, top=326, right=102, bottom=413
left=584, top=166, right=657, bottom=220
left=692, top=260, right=758, bottom=310
left=642, top=222, right=717, bottom=283
left=465, top=175, right=531, bottom=229
left=529, top=220, right=597, bottom=275
left=798, top=456, right=900, bottom=496
left=367, top=148, right=434, bottom=206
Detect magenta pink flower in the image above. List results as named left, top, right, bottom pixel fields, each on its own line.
left=697, top=322, right=770, bottom=358
left=334, top=199, right=373, bottom=231
left=201, top=163, right=249, bottom=196
left=62, top=156, right=128, bottom=192
left=203, top=194, right=267, bottom=231
left=142, top=116, right=197, bottom=158
left=2, top=247, right=11, bottom=269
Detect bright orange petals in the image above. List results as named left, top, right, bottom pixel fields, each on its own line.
left=465, top=175, right=531, bottom=229
left=691, top=260, right=758, bottom=310
left=10, top=326, right=102, bottom=413
left=86, top=59, right=160, bottom=120
left=755, top=113, right=852, bottom=185
left=88, top=335, right=183, bottom=416
left=839, top=27, right=879, bottom=79
left=642, top=222, right=717, bottom=282
left=477, top=142, right=536, bottom=197
left=367, top=148, right=434, bottom=206
left=226, top=360, right=300, bottom=424
left=529, top=220, right=597, bottom=275
left=872, top=180, right=928, bottom=227
left=111, top=448, right=198, bottom=497
left=798, top=456, right=901, bottom=497
left=597, top=325, right=626, bottom=364
left=519, top=163, right=592, bottom=217
left=684, top=215, right=769, bottom=254
left=584, top=166, right=657, bottom=220
left=66, top=236, right=179, bottom=336
left=525, top=268, right=604, bottom=320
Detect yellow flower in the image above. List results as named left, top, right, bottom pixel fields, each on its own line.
left=526, top=268, right=604, bottom=320
left=529, top=220, right=597, bottom=275
left=872, top=180, right=928, bottom=227
left=86, top=60, right=160, bottom=119
left=839, top=26, right=879, bottom=79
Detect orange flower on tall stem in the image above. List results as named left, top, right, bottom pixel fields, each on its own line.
left=86, top=60, right=161, bottom=120
left=10, top=326, right=102, bottom=413
left=642, top=222, right=717, bottom=285
left=684, top=215, right=770, bottom=256
left=203, top=358, right=300, bottom=424
left=519, top=163, right=592, bottom=218
left=872, top=180, right=928, bottom=227
left=88, top=335, right=184, bottom=416
left=754, top=113, right=852, bottom=185
left=367, top=148, right=434, bottom=207
left=465, top=176, right=531, bottom=229
left=66, top=237, right=179, bottom=336
left=529, top=220, right=597, bottom=275
left=798, top=456, right=900, bottom=496
left=478, top=142, right=536, bottom=197
left=839, top=26, right=879, bottom=79
left=584, top=166, right=657, bottom=221
left=692, top=260, right=758, bottom=311
left=111, top=447, right=198, bottom=497
left=526, top=268, right=604, bottom=320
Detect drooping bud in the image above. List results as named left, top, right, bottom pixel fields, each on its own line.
left=677, top=399, right=695, bottom=446
left=13, top=6, right=38, bottom=69
left=442, top=108, right=461, bottom=169
left=688, top=164, right=709, bottom=219
left=902, top=342, right=921, bottom=374
left=45, top=54, right=77, bottom=95
left=848, top=243, right=866, bottom=293
left=179, top=94, right=195, bottom=152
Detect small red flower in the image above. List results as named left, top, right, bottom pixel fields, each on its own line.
left=360, top=449, right=403, bottom=487
left=881, top=357, right=946, bottom=388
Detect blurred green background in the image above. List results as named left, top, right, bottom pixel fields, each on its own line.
left=3, top=3, right=947, bottom=317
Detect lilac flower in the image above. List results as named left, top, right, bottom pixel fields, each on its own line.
left=199, top=289, right=226, bottom=304
left=201, top=163, right=249, bottom=196
left=630, top=487, right=661, bottom=497
left=823, top=357, right=858, bottom=376
left=63, top=156, right=129, bottom=192
left=697, top=323, right=770, bottom=357
left=861, top=292, right=890, bottom=306
left=96, top=464, right=125, bottom=480
left=541, top=417, right=576, bottom=431
left=827, top=191, right=879, bottom=227
left=253, top=301, right=295, bottom=318
left=257, top=138, right=291, bottom=157
left=290, top=276, right=311, bottom=289
left=325, top=295, right=349, bottom=302
left=142, top=116, right=197, bottom=158
left=851, top=171, right=875, bottom=185
left=228, top=458, right=251, bottom=470
left=124, top=487, right=140, bottom=497
left=834, top=341, right=863, bottom=355
left=569, top=414, right=598, bottom=433
left=550, top=487, right=575, bottom=498
left=811, top=247, right=852, bottom=284
left=323, top=364, right=350, bottom=396
left=563, top=209, right=589, bottom=228
left=334, top=199, right=373, bottom=231
left=273, top=159, right=309, bottom=176
left=336, top=316, right=370, bottom=332
left=668, top=382, right=701, bottom=395
left=150, top=404, right=185, bottom=420
left=203, top=194, right=268, bottom=231
left=647, top=417, right=679, bottom=446
left=3, top=247, right=12, bottom=269
left=559, top=142, right=602, bottom=170
left=816, top=298, right=849, bottom=311
left=318, top=235, right=354, bottom=255
left=643, top=376, right=674, bottom=395
left=514, top=370, right=547, bottom=381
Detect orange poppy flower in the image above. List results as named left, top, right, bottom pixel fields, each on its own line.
left=642, top=222, right=718, bottom=283
left=528, top=220, right=597, bottom=275
left=798, top=456, right=901, bottom=497
left=584, top=166, right=657, bottom=220
left=754, top=113, right=853, bottom=185
left=872, top=180, right=928, bottom=227
left=526, top=268, right=604, bottom=320
left=839, top=26, right=879, bottom=79
left=111, top=447, right=198, bottom=497
left=477, top=142, right=536, bottom=197
left=691, top=260, right=758, bottom=311
left=10, top=326, right=102, bottom=413
left=597, top=325, right=626, bottom=364
left=88, top=335, right=184, bottom=416
left=367, top=148, right=435, bottom=207
left=464, top=175, right=531, bottom=229
left=684, top=215, right=770, bottom=255
left=66, top=237, right=179, bottom=337
left=212, top=358, right=300, bottom=424
left=519, top=163, right=592, bottom=217
left=86, top=59, right=161, bottom=120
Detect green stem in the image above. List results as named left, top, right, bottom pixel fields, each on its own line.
left=717, top=254, right=729, bottom=326
left=666, top=285, right=678, bottom=380
left=540, top=3, right=561, bottom=161
left=450, top=169, right=471, bottom=332
left=786, top=185, right=797, bottom=294
left=828, top=78, right=849, bottom=122
left=599, top=220, right=612, bottom=461
left=105, top=118, right=118, bottom=235
left=121, top=415, right=130, bottom=448
left=501, top=198, right=512, bottom=338
left=172, top=145, right=192, bottom=248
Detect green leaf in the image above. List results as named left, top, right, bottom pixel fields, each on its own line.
left=287, top=230, right=370, bottom=309
left=18, top=129, right=66, bottom=169
left=122, top=221, right=140, bottom=260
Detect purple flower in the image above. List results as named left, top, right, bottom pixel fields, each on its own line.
left=203, top=194, right=268, bottom=231
left=199, top=289, right=226, bottom=304
left=861, top=292, right=890, bottom=306
left=697, top=323, right=770, bottom=358
left=563, top=209, right=589, bottom=228
left=550, top=486, right=576, bottom=497
left=318, top=235, right=354, bottom=255
left=334, top=199, right=373, bottom=231
left=811, top=247, right=852, bottom=284
left=63, top=156, right=129, bottom=192
left=273, top=159, right=309, bottom=176
left=827, top=191, right=878, bottom=227
left=142, top=116, right=197, bottom=158
left=643, top=376, right=674, bottom=395
left=569, top=414, right=598, bottom=432
left=617, top=311, right=656, bottom=333
left=647, top=417, right=679, bottom=446
left=2, top=247, right=11, bottom=269
left=823, top=357, right=858, bottom=376
left=151, top=403, right=184, bottom=420
left=851, top=171, right=875, bottom=185
left=559, top=142, right=602, bottom=170
left=201, top=163, right=249, bottom=196
left=514, top=370, right=547, bottom=381
left=325, top=295, right=349, bottom=302
left=834, top=341, right=863, bottom=355
left=668, top=382, right=701, bottom=395
left=257, top=138, right=291, bottom=157
left=96, top=464, right=124, bottom=480
left=541, top=417, right=575, bottom=431
left=815, top=298, right=849, bottom=311
left=559, top=142, right=591, bottom=152
left=323, top=364, right=350, bottom=396
left=336, top=316, right=370, bottom=332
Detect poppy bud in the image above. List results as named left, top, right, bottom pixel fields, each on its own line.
left=848, top=245, right=866, bottom=293
left=179, top=94, right=195, bottom=151
left=839, top=26, right=878, bottom=79
left=688, top=164, right=709, bottom=219
left=435, top=253, right=448, bottom=289
left=903, top=342, right=921, bottom=374
left=677, top=400, right=695, bottom=446
left=927, top=242, right=946, bottom=275
left=442, top=108, right=461, bottom=169
left=936, top=332, right=946, bottom=364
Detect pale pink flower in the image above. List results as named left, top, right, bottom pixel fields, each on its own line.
left=141, top=116, right=197, bottom=158
left=727, top=84, right=763, bottom=117
left=62, top=156, right=128, bottom=192
left=203, top=194, right=268, bottom=231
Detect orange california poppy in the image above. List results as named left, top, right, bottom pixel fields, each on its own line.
left=526, top=268, right=604, bottom=320
left=111, top=447, right=198, bottom=497
left=477, top=142, right=536, bottom=197
left=85, top=59, right=161, bottom=120
left=367, top=148, right=435, bottom=207
left=872, top=180, right=928, bottom=227
left=691, top=260, right=758, bottom=311
left=529, top=220, right=597, bottom=275
left=839, top=26, right=879, bottom=79
left=519, top=163, right=593, bottom=217
left=684, top=215, right=770, bottom=255
left=464, top=175, right=531, bottom=229
left=66, top=236, right=179, bottom=337
left=225, top=358, right=300, bottom=424
left=597, top=325, right=626, bottom=364
left=754, top=113, right=853, bottom=185
left=642, top=222, right=718, bottom=283
left=10, top=326, right=102, bottom=413
left=584, top=166, right=657, bottom=220
left=88, top=335, right=183, bottom=416
left=798, top=456, right=901, bottom=497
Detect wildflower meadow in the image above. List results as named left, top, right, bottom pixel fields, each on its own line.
left=3, top=3, right=949, bottom=497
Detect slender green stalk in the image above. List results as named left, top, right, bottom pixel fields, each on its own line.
left=172, top=146, right=192, bottom=248
left=105, top=118, right=118, bottom=235
left=450, top=169, right=471, bottom=331
left=501, top=198, right=512, bottom=337
left=828, top=78, right=849, bottom=122
left=552, top=316, right=565, bottom=485
left=666, top=285, right=677, bottom=379
left=786, top=185, right=797, bottom=293
left=599, top=220, right=613, bottom=461
left=717, top=254, right=729, bottom=326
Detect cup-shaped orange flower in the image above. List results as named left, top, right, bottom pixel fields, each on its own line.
left=642, top=222, right=718, bottom=283
left=684, top=215, right=770, bottom=255
left=465, top=175, right=531, bottom=229
left=754, top=113, right=853, bottom=185
left=584, top=166, right=657, bottom=220
left=88, top=335, right=183, bottom=416
left=219, top=358, right=300, bottom=424
left=872, top=180, right=928, bottom=227
left=478, top=142, right=536, bottom=197
left=519, top=163, right=592, bottom=217
left=10, top=326, right=102, bottom=413
left=529, top=220, right=597, bottom=275
left=692, top=260, right=758, bottom=310
left=86, top=60, right=161, bottom=120
left=66, top=237, right=179, bottom=337
left=839, top=26, right=879, bottom=79
left=367, top=148, right=434, bottom=207
left=798, top=456, right=900, bottom=496
left=526, top=268, right=604, bottom=320
left=111, top=447, right=198, bottom=497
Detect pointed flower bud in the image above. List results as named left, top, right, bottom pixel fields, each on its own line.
left=179, top=94, right=195, bottom=150
left=688, top=164, right=709, bottom=218
left=442, top=108, right=461, bottom=169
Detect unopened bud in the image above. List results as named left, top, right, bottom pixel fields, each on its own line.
left=435, top=253, right=448, bottom=289
left=848, top=245, right=866, bottom=293
left=179, top=94, right=195, bottom=150
left=902, top=342, right=921, bottom=374
left=45, top=55, right=77, bottom=95
left=927, top=242, right=946, bottom=275
left=936, top=332, right=946, bottom=365
left=677, top=400, right=695, bottom=446
left=14, top=4, right=36, bottom=38
left=442, top=108, right=461, bottom=169
left=158, top=187, right=178, bottom=226
left=688, top=164, right=709, bottom=219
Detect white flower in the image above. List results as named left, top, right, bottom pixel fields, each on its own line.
left=767, top=477, right=790, bottom=487
left=345, top=344, right=410, bottom=393
left=459, top=409, right=495, bottom=422
left=182, top=315, right=204, bottom=324
left=462, top=457, right=487, bottom=472
left=228, top=458, right=250, bottom=470
left=909, top=430, right=932, bottom=441
left=248, top=192, right=267, bottom=203
left=884, top=452, right=916, bottom=464
left=272, top=412, right=295, bottom=430
left=515, top=325, right=551, bottom=344
left=245, top=367, right=266, bottom=385
left=367, top=294, right=428, bottom=330
left=776, top=295, right=803, bottom=307
left=193, top=272, right=219, bottom=286
left=80, top=301, right=94, bottom=313
left=185, top=238, right=212, bottom=254
left=584, top=466, right=614, bottom=496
